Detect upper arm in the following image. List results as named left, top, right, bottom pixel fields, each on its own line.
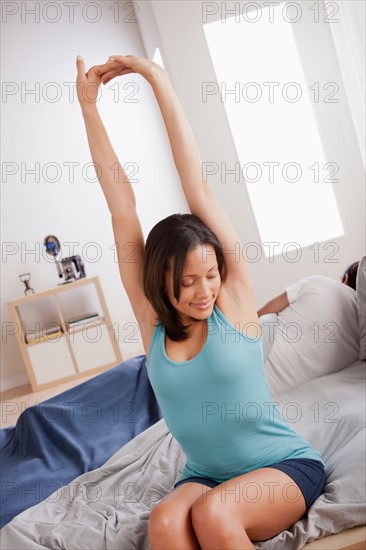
left=188, top=185, right=254, bottom=296
left=151, top=74, right=252, bottom=296
left=111, top=210, right=158, bottom=350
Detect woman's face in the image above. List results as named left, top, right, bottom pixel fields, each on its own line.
left=165, top=244, right=221, bottom=323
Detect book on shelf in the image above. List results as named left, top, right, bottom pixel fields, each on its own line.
left=26, top=327, right=63, bottom=345
left=66, top=315, right=105, bottom=330
left=65, top=311, right=100, bottom=326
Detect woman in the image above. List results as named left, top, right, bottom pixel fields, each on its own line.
left=76, top=54, right=326, bottom=550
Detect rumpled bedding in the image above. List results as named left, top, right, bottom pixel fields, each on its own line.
left=0, top=355, right=162, bottom=529
left=1, top=361, right=365, bottom=550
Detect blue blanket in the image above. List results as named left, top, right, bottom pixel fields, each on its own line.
left=0, top=354, right=162, bottom=528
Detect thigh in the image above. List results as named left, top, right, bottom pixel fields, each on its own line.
left=197, top=467, right=307, bottom=542
left=151, top=480, right=214, bottom=517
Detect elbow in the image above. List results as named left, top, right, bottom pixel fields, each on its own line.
left=258, top=292, right=288, bottom=316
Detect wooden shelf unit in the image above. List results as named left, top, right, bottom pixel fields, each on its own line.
left=7, top=276, right=123, bottom=392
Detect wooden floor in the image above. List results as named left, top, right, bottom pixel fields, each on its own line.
left=1, top=355, right=365, bottom=549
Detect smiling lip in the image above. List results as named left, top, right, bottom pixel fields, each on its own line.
left=191, top=300, right=212, bottom=310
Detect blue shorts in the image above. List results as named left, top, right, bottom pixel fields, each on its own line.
left=173, top=458, right=326, bottom=512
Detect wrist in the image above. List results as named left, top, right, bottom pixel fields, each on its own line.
left=146, top=64, right=169, bottom=87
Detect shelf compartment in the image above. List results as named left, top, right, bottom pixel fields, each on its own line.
left=68, top=323, right=117, bottom=372
left=27, top=338, right=76, bottom=385
left=57, top=284, right=102, bottom=328
left=15, top=295, right=62, bottom=345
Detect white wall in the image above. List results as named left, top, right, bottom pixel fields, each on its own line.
left=144, top=0, right=365, bottom=301
left=326, top=0, right=365, bottom=167
left=1, top=0, right=188, bottom=391
left=2, top=0, right=365, bottom=391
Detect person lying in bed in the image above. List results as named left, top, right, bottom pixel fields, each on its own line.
left=76, top=54, right=326, bottom=550
left=257, top=262, right=361, bottom=396
left=257, top=261, right=360, bottom=318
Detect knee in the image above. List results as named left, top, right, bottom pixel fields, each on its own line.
left=148, top=501, right=181, bottom=538
left=191, top=496, right=225, bottom=533
left=192, top=497, right=246, bottom=541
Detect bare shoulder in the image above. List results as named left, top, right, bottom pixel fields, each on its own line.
left=215, top=281, right=260, bottom=338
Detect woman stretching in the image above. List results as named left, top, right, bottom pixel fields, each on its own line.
left=76, top=54, right=326, bottom=550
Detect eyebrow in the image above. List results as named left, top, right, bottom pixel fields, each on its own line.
left=181, top=264, right=218, bottom=278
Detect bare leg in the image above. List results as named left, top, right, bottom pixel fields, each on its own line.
left=191, top=468, right=307, bottom=549
left=148, top=482, right=212, bottom=550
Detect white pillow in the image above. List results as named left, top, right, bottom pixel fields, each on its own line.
left=259, top=313, right=278, bottom=362
left=264, top=275, right=360, bottom=396
left=356, top=254, right=366, bottom=360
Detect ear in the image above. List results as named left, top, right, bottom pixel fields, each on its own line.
left=344, top=273, right=349, bottom=285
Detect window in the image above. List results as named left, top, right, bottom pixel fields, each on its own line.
left=203, top=3, right=344, bottom=256
left=153, top=47, right=165, bottom=69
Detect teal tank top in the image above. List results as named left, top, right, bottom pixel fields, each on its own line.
left=146, top=304, right=324, bottom=484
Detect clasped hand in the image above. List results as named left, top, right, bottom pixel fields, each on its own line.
left=76, top=54, right=165, bottom=106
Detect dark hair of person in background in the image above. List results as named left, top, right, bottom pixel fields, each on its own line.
left=143, top=213, right=228, bottom=342
left=341, top=261, right=360, bottom=291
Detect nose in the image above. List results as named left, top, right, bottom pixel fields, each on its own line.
left=195, top=279, right=212, bottom=300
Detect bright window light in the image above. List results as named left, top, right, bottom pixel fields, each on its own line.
left=153, top=47, right=165, bottom=69
left=203, top=5, right=344, bottom=256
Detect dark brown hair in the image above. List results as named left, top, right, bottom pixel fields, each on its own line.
left=143, top=213, right=228, bottom=341
left=341, top=261, right=359, bottom=291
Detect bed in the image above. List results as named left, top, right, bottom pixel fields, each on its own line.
left=0, top=355, right=163, bottom=530
left=1, top=255, right=365, bottom=549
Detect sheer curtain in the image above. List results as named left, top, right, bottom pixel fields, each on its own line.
left=326, top=0, right=365, bottom=168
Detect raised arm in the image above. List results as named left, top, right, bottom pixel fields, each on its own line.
left=76, top=56, right=157, bottom=348
left=100, top=55, right=254, bottom=300
left=76, top=58, right=136, bottom=214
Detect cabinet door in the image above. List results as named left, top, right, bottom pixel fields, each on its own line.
left=69, top=323, right=117, bottom=372
left=27, top=337, right=76, bottom=385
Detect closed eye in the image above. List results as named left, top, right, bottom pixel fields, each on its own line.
left=182, top=273, right=218, bottom=287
